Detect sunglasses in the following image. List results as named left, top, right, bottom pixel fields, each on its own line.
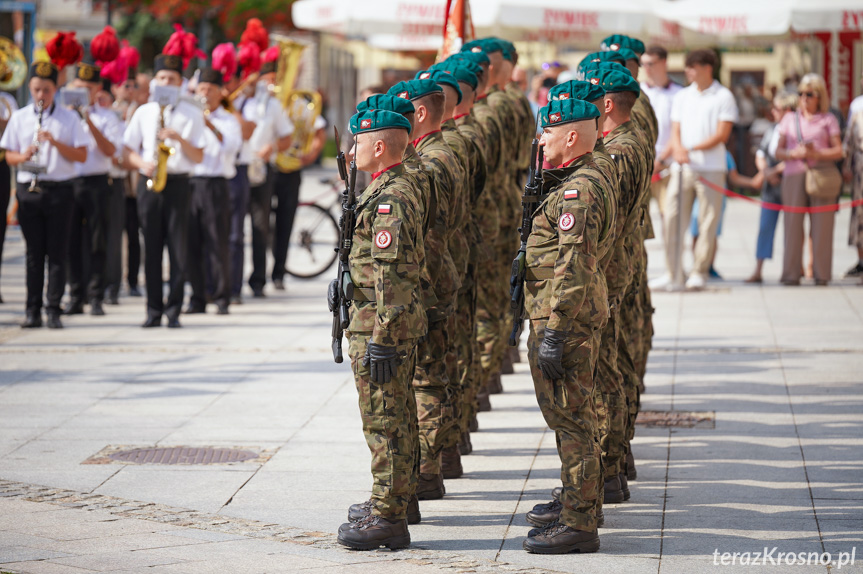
left=798, top=91, right=816, bottom=98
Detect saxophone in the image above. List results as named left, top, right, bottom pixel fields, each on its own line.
left=146, top=104, right=174, bottom=193
left=22, top=100, right=46, bottom=193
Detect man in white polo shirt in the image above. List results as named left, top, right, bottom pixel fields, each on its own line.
left=651, top=49, right=738, bottom=291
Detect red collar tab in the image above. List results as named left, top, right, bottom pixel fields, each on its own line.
left=372, top=162, right=402, bottom=181
left=602, top=130, right=611, bottom=138
left=453, top=112, right=469, bottom=120
left=558, top=153, right=587, bottom=169
left=476, top=93, right=488, bottom=100
left=411, top=130, right=441, bottom=148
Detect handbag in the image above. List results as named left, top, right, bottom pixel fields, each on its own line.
left=795, top=112, right=842, bottom=200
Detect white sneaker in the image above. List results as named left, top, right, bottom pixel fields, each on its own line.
left=648, top=274, right=672, bottom=290
left=685, top=273, right=706, bottom=290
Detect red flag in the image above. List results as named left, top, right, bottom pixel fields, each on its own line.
left=437, top=0, right=475, bottom=62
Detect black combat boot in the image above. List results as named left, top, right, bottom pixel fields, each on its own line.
left=441, top=445, right=463, bottom=479
left=21, top=310, right=42, bottom=329
left=337, top=514, right=411, bottom=550
left=458, top=431, right=473, bottom=456
left=487, top=372, right=503, bottom=394
left=46, top=310, right=63, bottom=329
left=626, top=451, right=637, bottom=481
left=416, top=472, right=445, bottom=500
left=345, top=495, right=420, bottom=526
left=501, top=352, right=514, bottom=374
left=604, top=474, right=625, bottom=504
left=523, top=522, right=599, bottom=554
left=528, top=509, right=604, bottom=536
left=620, top=472, right=631, bottom=501
left=526, top=499, right=562, bottom=528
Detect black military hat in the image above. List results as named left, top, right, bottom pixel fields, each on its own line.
left=75, top=62, right=100, bottom=83
left=198, top=67, right=223, bottom=87
left=154, top=54, right=183, bottom=75
left=30, top=61, right=59, bottom=84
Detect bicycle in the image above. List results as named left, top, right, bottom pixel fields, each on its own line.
left=284, top=175, right=343, bottom=279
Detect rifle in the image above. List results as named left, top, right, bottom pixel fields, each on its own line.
left=509, top=115, right=544, bottom=347
left=330, top=126, right=358, bottom=363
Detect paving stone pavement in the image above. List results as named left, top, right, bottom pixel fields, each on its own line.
left=1, top=171, right=862, bottom=573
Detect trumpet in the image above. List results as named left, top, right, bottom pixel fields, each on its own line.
left=146, top=104, right=174, bottom=193
left=222, top=72, right=259, bottom=113
left=20, top=100, right=46, bottom=193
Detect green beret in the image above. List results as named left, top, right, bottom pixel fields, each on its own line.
left=490, top=37, right=514, bottom=61
left=601, top=35, right=645, bottom=56
left=448, top=51, right=490, bottom=67
left=428, top=70, right=463, bottom=104
left=350, top=109, right=412, bottom=135
left=540, top=99, right=600, bottom=128
left=434, top=61, right=479, bottom=90
left=462, top=38, right=503, bottom=57
left=548, top=80, right=606, bottom=104
left=579, top=61, right=631, bottom=80
left=579, top=51, right=626, bottom=71
left=357, top=94, right=415, bottom=117
left=615, top=48, right=640, bottom=65
left=585, top=69, right=640, bottom=96
left=387, top=79, right=442, bottom=101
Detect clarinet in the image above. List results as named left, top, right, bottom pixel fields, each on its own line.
left=27, top=100, right=45, bottom=193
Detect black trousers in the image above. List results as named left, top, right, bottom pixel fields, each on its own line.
left=228, top=166, right=250, bottom=297
left=248, top=166, right=274, bottom=291
left=271, top=169, right=301, bottom=282
left=103, top=176, right=126, bottom=298
left=187, top=176, right=231, bottom=309
left=16, top=182, right=74, bottom=313
left=138, top=175, right=190, bottom=321
left=0, top=160, right=9, bottom=293
left=125, top=195, right=141, bottom=289
left=69, top=174, right=111, bottom=304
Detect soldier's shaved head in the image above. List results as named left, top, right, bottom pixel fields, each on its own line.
left=414, top=92, right=445, bottom=126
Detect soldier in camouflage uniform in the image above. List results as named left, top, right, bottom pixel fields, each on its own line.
left=336, top=109, right=426, bottom=551
left=521, top=99, right=612, bottom=554
left=387, top=79, right=466, bottom=499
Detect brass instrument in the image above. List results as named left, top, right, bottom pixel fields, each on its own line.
left=147, top=104, right=174, bottom=193
left=0, top=36, right=27, bottom=162
left=21, top=100, right=46, bottom=192
left=223, top=72, right=260, bottom=113
left=271, top=38, right=322, bottom=174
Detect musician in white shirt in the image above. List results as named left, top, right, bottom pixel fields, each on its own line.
left=0, top=61, right=88, bottom=329
left=65, top=62, right=124, bottom=317
left=185, top=67, right=241, bottom=315
left=0, top=90, right=18, bottom=305
left=123, top=54, right=204, bottom=328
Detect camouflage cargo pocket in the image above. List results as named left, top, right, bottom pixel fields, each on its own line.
left=553, top=335, right=593, bottom=411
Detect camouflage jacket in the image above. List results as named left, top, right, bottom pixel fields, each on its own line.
left=605, top=121, right=652, bottom=280
left=473, top=94, right=503, bottom=194
left=348, top=163, right=427, bottom=344
left=402, top=144, right=439, bottom=312
left=591, top=138, right=620, bottom=269
left=506, top=81, right=536, bottom=173
left=441, top=119, right=472, bottom=280
left=456, top=111, right=496, bottom=264
left=524, top=153, right=612, bottom=334
left=488, top=85, right=523, bottom=251
left=415, top=130, right=464, bottom=317
left=632, top=93, right=658, bottom=162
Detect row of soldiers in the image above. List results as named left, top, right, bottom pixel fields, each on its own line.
left=2, top=22, right=318, bottom=329
left=334, top=34, right=657, bottom=554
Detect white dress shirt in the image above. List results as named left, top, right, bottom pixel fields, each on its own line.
left=78, top=105, right=125, bottom=177
left=123, top=99, right=206, bottom=176
left=241, top=96, right=294, bottom=166
left=640, top=80, right=683, bottom=157
left=193, top=106, right=242, bottom=179
left=0, top=102, right=88, bottom=183
left=670, top=80, right=739, bottom=173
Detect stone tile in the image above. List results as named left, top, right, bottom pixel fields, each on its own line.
left=0, top=561, right=95, bottom=573
left=0, top=546, right=75, bottom=564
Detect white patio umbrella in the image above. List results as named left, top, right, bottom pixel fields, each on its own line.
left=790, top=0, right=863, bottom=32
left=650, top=0, right=793, bottom=39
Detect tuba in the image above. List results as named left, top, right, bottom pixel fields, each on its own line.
left=0, top=36, right=27, bottom=162
left=271, top=38, right=322, bottom=174
left=147, top=104, right=174, bottom=193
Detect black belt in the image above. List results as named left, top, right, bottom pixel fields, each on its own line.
left=79, top=173, right=109, bottom=182
left=22, top=180, right=72, bottom=189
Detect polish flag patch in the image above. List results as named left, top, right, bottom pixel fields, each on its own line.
left=397, top=91, right=409, bottom=99
left=559, top=212, right=575, bottom=231
left=564, top=189, right=579, bottom=200
left=360, top=119, right=372, bottom=129
left=377, top=204, right=392, bottom=214
left=375, top=230, right=393, bottom=249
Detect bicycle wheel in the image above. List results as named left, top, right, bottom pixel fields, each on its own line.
left=285, top=202, right=340, bottom=279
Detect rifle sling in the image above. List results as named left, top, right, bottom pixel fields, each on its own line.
left=526, top=267, right=554, bottom=280
left=351, top=286, right=376, bottom=302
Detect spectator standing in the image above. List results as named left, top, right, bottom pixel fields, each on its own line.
left=746, top=92, right=798, bottom=283
left=843, top=109, right=863, bottom=279
left=775, top=74, right=844, bottom=286
left=640, top=45, right=683, bottom=220
left=650, top=49, right=739, bottom=291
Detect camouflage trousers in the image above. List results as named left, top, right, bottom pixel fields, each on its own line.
left=593, top=299, right=627, bottom=478
left=475, top=262, right=505, bottom=387
left=618, top=283, right=642, bottom=451
left=454, top=268, right=479, bottom=440
left=528, top=319, right=602, bottom=533
left=348, top=332, right=419, bottom=519
left=636, top=257, right=654, bottom=382
left=413, top=317, right=456, bottom=474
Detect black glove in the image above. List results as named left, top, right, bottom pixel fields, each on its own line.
left=362, top=342, right=400, bottom=383
left=537, top=328, right=567, bottom=380
left=327, top=279, right=339, bottom=312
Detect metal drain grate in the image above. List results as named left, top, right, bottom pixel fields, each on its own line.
left=636, top=410, right=715, bottom=428
left=81, top=446, right=272, bottom=466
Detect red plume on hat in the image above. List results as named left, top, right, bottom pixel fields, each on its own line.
left=119, top=40, right=140, bottom=73
left=240, top=18, right=269, bottom=53
left=237, top=42, right=261, bottom=80
left=101, top=55, right=129, bottom=86
left=91, top=26, right=120, bottom=67
left=212, top=42, right=237, bottom=84
left=163, top=24, right=205, bottom=69
left=46, top=31, right=84, bottom=70
left=261, top=45, right=280, bottom=65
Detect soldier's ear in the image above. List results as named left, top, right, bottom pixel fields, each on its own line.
left=604, top=97, right=614, bottom=115
left=373, top=138, right=386, bottom=158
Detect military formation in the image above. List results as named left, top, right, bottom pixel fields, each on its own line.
left=333, top=34, right=657, bottom=554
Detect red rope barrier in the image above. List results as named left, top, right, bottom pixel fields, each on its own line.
left=697, top=177, right=863, bottom=215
